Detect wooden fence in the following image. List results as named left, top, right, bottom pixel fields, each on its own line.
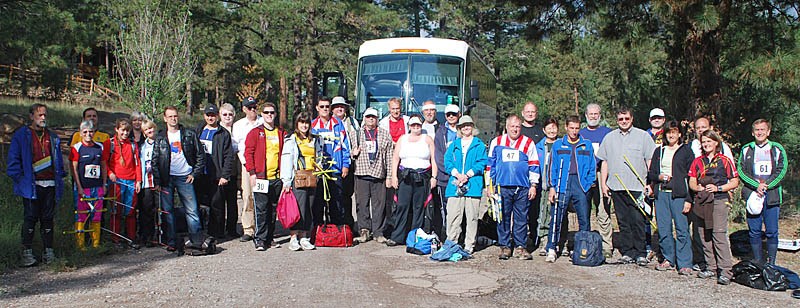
left=1, top=64, right=122, bottom=102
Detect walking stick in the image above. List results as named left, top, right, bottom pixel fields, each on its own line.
left=622, top=154, right=654, bottom=217
left=614, top=173, right=658, bottom=231
left=549, top=160, right=566, bottom=251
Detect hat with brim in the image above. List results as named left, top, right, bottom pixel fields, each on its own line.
left=364, top=107, right=379, bottom=118
left=332, top=96, right=348, bottom=108
left=649, top=108, right=665, bottom=118
left=746, top=192, right=764, bottom=215
left=457, top=115, right=474, bottom=128
left=242, top=96, right=257, bottom=108
left=408, top=117, right=423, bottom=126
left=204, top=105, right=219, bottom=115
left=445, top=104, right=460, bottom=114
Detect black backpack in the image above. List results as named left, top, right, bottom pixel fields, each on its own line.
left=572, top=231, right=605, bottom=267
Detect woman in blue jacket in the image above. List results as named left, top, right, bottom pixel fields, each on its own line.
left=443, top=116, right=486, bottom=254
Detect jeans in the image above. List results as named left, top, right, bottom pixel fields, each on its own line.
left=612, top=190, right=647, bottom=259
left=747, top=199, right=780, bottom=264
left=547, top=175, right=590, bottom=251
left=22, top=186, right=55, bottom=249
left=655, top=190, right=691, bottom=269
left=160, top=175, right=202, bottom=246
left=497, top=186, right=529, bottom=248
left=390, top=176, right=429, bottom=243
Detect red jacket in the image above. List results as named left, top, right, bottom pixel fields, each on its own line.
left=107, top=136, right=142, bottom=182
left=244, top=125, right=287, bottom=179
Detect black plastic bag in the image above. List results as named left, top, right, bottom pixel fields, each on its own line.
left=732, top=260, right=790, bottom=291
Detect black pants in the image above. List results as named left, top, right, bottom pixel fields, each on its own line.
left=198, top=175, right=237, bottom=239
left=355, top=176, right=387, bottom=237
left=253, top=179, right=282, bottom=245
left=612, top=190, right=647, bottom=259
left=390, top=177, right=429, bottom=242
left=22, top=185, right=55, bottom=249
left=424, top=184, right=446, bottom=240
left=137, top=188, right=157, bottom=242
left=313, top=174, right=344, bottom=225
left=222, top=180, right=238, bottom=236
left=342, top=172, right=355, bottom=229
left=291, top=186, right=315, bottom=231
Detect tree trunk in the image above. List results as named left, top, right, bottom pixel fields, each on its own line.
left=413, top=0, right=421, bottom=37
left=185, top=81, right=193, bottom=116
left=280, top=76, right=288, bottom=128
left=304, top=66, right=315, bottom=113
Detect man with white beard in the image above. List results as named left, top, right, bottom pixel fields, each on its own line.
left=579, top=103, right=614, bottom=258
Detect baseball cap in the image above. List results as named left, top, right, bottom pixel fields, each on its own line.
left=363, top=107, right=379, bottom=118
left=422, top=104, right=436, bottom=111
left=331, top=96, right=348, bottom=107
left=457, top=115, right=474, bottom=127
left=242, top=96, right=257, bottom=108
left=204, top=105, right=219, bottom=115
left=649, top=108, right=665, bottom=118
left=408, top=117, right=423, bottom=126
left=445, top=104, right=460, bottom=114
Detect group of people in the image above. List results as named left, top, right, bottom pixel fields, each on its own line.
left=7, top=98, right=787, bottom=287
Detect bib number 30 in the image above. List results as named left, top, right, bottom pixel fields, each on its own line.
left=253, top=179, right=270, bottom=193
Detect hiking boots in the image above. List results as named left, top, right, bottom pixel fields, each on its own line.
left=655, top=260, right=674, bottom=271
left=385, top=239, right=399, bottom=247
left=21, top=249, right=37, bottom=267
left=299, top=238, right=315, bottom=250
left=43, top=248, right=55, bottom=264
left=515, top=247, right=532, bottom=260
left=288, top=237, right=301, bottom=251
left=717, top=276, right=731, bottom=285
left=356, top=229, right=371, bottom=243
left=636, top=257, right=649, bottom=266
left=545, top=249, right=557, bottom=263
left=498, top=247, right=511, bottom=260
left=618, top=255, right=634, bottom=264
left=240, top=234, right=254, bottom=242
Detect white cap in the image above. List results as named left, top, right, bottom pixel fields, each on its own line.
left=331, top=96, right=348, bottom=107
left=363, top=107, right=379, bottom=118
left=746, top=192, right=764, bottom=215
left=422, top=104, right=436, bottom=111
left=408, top=117, right=423, bottom=126
left=649, top=108, right=665, bottom=118
left=457, top=115, right=474, bottom=127
left=445, top=104, right=460, bottom=114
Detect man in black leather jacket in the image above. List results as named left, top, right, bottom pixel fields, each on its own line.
left=194, top=105, right=235, bottom=239
left=151, top=107, right=206, bottom=249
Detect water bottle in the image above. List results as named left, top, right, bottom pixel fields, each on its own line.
left=477, top=236, right=496, bottom=246
left=430, top=233, right=440, bottom=252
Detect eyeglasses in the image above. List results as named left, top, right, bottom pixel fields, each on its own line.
left=262, top=110, right=275, bottom=115
left=617, top=116, right=631, bottom=121
left=318, top=105, right=330, bottom=109
left=221, top=113, right=234, bottom=117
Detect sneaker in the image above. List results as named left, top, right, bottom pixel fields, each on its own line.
left=697, top=270, right=716, bottom=279
left=240, top=234, right=254, bottom=242
left=646, top=249, right=656, bottom=261
left=385, top=239, right=399, bottom=247
left=498, top=247, right=511, bottom=260
left=300, top=238, right=316, bottom=250
left=691, top=263, right=702, bottom=271
left=288, top=237, right=301, bottom=251
left=678, top=268, right=693, bottom=276
left=515, top=246, right=532, bottom=260
left=603, top=250, right=613, bottom=259
left=538, top=247, right=548, bottom=256
left=128, top=242, right=141, bottom=250
left=43, top=248, right=55, bottom=264
left=375, top=236, right=387, bottom=244
left=464, top=246, right=474, bottom=255
left=545, top=249, right=557, bottom=263
left=561, top=247, right=570, bottom=256
left=21, top=249, right=37, bottom=267
left=271, top=241, right=281, bottom=248
left=356, top=229, right=370, bottom=243
left=636, top=257, right=649, bottom=266
left=618, top=255, right=634, bottom=264
left=717, top=276, right=731, bottom=285
left=655, top=260, right=674, bottom=271
left=255, top=241, right=266, bottom=251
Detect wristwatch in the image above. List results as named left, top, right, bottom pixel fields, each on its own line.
left=717, top=185, right=724, bottom=192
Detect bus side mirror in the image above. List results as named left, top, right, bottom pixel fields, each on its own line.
left=322, top=72, right=348, bottom=100
left=470, top=80, right=479, bottom=101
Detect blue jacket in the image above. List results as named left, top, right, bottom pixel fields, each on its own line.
left=434, top=123, right=458, bottom=185
left=311, top=116, right=351, bottom=173
left=549, top=135, right=595, bottom=194
left=487, top=135, right=540, bottom=188
left=444, top=137, right=487, bottom=198
left=6, top=126, right=67, bottom=201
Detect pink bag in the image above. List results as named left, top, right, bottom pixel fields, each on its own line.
left=277, top=189, right=301, bottom=229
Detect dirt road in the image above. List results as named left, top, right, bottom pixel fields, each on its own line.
left=0, top=232, right=795, bottom=307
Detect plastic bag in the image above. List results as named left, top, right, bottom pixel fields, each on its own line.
left=277, top=189, right=300, bottom=229
left=732, top=260, right=791, bottom=291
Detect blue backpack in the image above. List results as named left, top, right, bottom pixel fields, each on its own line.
left=572, top=231, right=605, bottom=266
left=405, top=228, right=433, bottom=255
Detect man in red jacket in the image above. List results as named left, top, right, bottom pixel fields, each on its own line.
left=244, top=102, right=287, bottom=251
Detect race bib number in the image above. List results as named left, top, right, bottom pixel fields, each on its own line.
left=364, top=141, right=376, bottom=154
left=200, top=140, right=213, bottom=154
left=253, top=179, right=269, bottom=193
left=84, top=164, right=101, bottom=179
left=755, top=161, right=772, bottom=176
left=501, top=149, right=520, bottom=162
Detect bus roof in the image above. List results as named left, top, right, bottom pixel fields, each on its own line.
left=358, top=37, right=470, bottom=60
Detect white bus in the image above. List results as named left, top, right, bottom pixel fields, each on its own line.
left=328, top=37, right=498, bottom=141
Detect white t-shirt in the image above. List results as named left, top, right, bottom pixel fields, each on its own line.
left=167, top=130, right=192, bottom=176
left=422, top=121, right=437, bottom=139
left=232, top=116, right=263, bottom=162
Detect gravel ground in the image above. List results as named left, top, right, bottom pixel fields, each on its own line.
left=0, top=233, right=796, bottom=307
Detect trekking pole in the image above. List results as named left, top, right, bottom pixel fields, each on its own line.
left=64, top=198, right=102, bottom=234
left=621, top=154, right=656, bottom=217
left=112, top=179, right=170, bottom=194
left=550, top=159, right=565, bottom=251
left=100, top=226, right=135, bottom=244
left=614, top=173, right=658, bottom=231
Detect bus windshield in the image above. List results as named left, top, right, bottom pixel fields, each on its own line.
left=356, top=54, right=463, bottom=120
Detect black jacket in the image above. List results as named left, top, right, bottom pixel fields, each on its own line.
left=647, top=144, right=694, bottom=199
left=151, top=124, right=206, bottom=187
left=194, top=123, right=235, bottom=181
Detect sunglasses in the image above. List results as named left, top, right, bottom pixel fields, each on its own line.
left=446, top=112, right=458, bottom=117
left=318, top=105, right=330, bottom=109
left=617, top=116, right=631, bottom=121
left=262, top=110, right=276, bottom=115
left=245, top=106, right=257, bottom=110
